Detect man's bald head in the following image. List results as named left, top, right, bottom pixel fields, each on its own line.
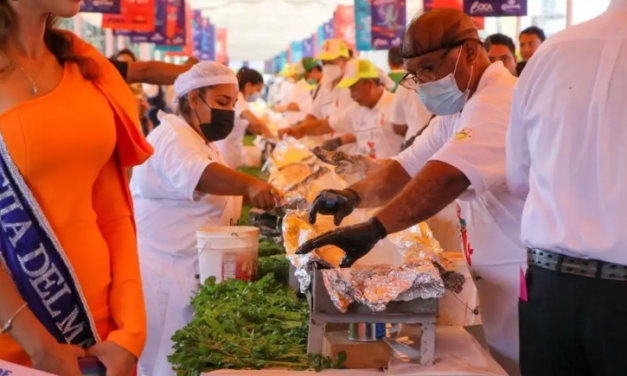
left=402, top=8, right=479, bottom=59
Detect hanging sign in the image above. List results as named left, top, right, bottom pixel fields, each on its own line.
left=424, top=0, right=485, bottom=29
left=201, top=21, right=216, bottom=61
left=102, top=0, right=156, bottom=32
left=166, top=2, right=193, bottom=56
left=371, top=0, right=406, bottom=50
left=463, top=0, right=527, bottom=17
left=291, top=41, right=304, bottom=62
left=335, top=5, right=356, bottom=50
left=355, top=0, right=372, bottom=51
left=324, top=17, right=335, bottom=40
left=192, top=10, right=203, bottom=58
left=216, top=28, right=228, bottom=65
left=81, top=0, right=121, bottom=14
left=302, top=38, right=315, bottom=58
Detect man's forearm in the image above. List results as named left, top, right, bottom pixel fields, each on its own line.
left=350, top=160, right=411, bottom=208
left=295, top=119, right=333, bottom=137
left=127, top=61, right=189, bottom=85
left=375, top=160, right=470, bottom=234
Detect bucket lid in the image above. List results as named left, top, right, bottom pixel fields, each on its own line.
left=196, top=226, right=260, bottom=238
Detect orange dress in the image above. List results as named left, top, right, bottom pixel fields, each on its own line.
left=0, top=35, right=152, bottom=365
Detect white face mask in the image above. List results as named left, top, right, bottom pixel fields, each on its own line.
left=418, top=46, right=474, bottom=116
left=322, top=64, right=342, bottom=82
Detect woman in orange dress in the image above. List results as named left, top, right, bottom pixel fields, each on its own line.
left=0, top=1, right=151, bottom=375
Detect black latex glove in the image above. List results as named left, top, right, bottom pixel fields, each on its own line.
left=296, top=217, right=388, bottom=267
left=322, top=137, right=343, bottom=151
left=308, top=189, right=361, bottom=226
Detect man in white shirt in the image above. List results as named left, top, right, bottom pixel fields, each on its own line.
left=297, top=9, right=524, bottom=376
left=282, top=39, right=357, bottom=151
left=275, top=58, right=321, bottom=126
left=281, top=58, right=403, bottom=160
left=506, top=2, right=627, bottom=375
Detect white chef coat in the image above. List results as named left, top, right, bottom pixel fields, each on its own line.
left=395, top=62, right=524, bottom=267
left=131, top=113, right=242, bottom=376
left=506, top=0, right=627, bottom=266
left=309, top=78, right=357, bottom=152
left=311, top=79, right=355, bottom=121
left=286, top=79, right=313, bottom=125
left=215, top=92, right=249, bottom=168
left=278, top=79, right=295, bottom=105
left=329, top=90, right=403, bottom=160
left=390, top=86, right=433, bottom=141
left=394, top=62, right=524, bottom=374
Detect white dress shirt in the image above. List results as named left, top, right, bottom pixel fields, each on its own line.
left=390, top=86, right=433, bottom=141
left=506, top=0, right=627, bottom=265
left=329, top=90, right=403, bottom=160
left=396, top=62, right=525, bottom=266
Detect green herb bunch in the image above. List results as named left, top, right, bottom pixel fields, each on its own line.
left=168, top=275, right=344, bottom=375
left=258, top=254, right=290, bottom=284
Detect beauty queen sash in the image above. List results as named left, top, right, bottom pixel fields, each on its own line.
left=0, top=133, right=99, bottom=347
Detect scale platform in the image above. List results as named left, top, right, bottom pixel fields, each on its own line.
left=305, top=266, right=438, bottom=366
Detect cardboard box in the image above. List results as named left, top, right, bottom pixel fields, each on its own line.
left=322, top=331, right=390, bottom=369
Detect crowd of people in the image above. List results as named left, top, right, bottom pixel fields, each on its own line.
left=0, top=1, right=626, bottom=376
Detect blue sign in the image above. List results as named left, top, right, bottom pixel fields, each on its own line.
left=463, top=0, right=527, bottom=17
left=291, top=41, right=303, bottom=63
left=80, top=0, right=120, bottom=14
left=355, top=0, right=372, bottom=51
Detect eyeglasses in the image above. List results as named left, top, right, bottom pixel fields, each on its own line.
left=399, top=70, right=438, bottom=91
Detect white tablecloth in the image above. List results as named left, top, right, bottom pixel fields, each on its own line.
left=206, top=326, right=507, bottom=376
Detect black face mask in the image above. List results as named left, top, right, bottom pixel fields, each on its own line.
left=195, top=98, right=235, bottom=142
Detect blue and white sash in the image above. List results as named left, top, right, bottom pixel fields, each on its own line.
left=0, top=134, right=99, bottom=347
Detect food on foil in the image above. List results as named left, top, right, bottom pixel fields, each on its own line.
left=387, top=222, right=443, bottom=263
left=312, top=147, right=374, bottom=175
left=270, top=137, right=314, bottom=170
left=268, top=163, right=314, bottom=193
left=321, top=262, right=446, bottom=312
left=283, top=211, right=345, bottom=268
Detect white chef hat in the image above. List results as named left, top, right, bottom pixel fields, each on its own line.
left=173, top=61, right=238, bottom=100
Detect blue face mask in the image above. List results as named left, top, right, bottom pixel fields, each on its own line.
left=246, top=92, right=261, bottom=103
left=418, top=46, right=474, bottom=116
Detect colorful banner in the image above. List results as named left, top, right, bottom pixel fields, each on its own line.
left=302, top=37, right=315, bottom=58
left=166, top=2, right=193, bottom=56
left=102, top=0, right=156, bottom=32
left=424, top=0, right=485, bottom=29
left=81, top=0, right=121, bottom=14
left=291, top=41, right=303, bottom=63
left=273, top=55, right=282, bottom=74
left=125, top=0, right=165, bottom=44
left=317, top=25, right=326, bottom=51
left=216, top=28, right=228, bottom=65
left=371, top=0, right=406, bottom=50
left=163, top=0, right=186, bottom=46
left=323, top=19, right=335, bottom=40
left=355, top=0, right=372, bottom=51
left=192, top=10, right=203, bottom=58
left=280, top=50, right=288, bottom=70
left=335, top=5, right=356, bottom=51
left=201, top=20, right=215, bottom=61
left=463, top=0, right=527, bottom=17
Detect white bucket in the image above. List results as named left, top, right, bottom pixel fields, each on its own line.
left=197, top=226, right=260, bottom=284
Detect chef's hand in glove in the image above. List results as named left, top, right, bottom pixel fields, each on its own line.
left=296, top=217, right=388, bottom=267
left=309, top=189, right=361, bottom=226
left=322, top=137, right=342, bottom=152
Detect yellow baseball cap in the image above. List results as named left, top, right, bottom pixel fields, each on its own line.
left=317, top=39, right=350, bottom=61
left=279, top=63, right=297, bottom=77
left=336, top=59, right=379, bottom=89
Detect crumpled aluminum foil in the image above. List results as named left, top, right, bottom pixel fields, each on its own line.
left=321, top=261, right=446, bottom=312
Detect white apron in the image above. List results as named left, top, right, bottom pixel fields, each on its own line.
left=138, top=146, right=242, bottom=376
